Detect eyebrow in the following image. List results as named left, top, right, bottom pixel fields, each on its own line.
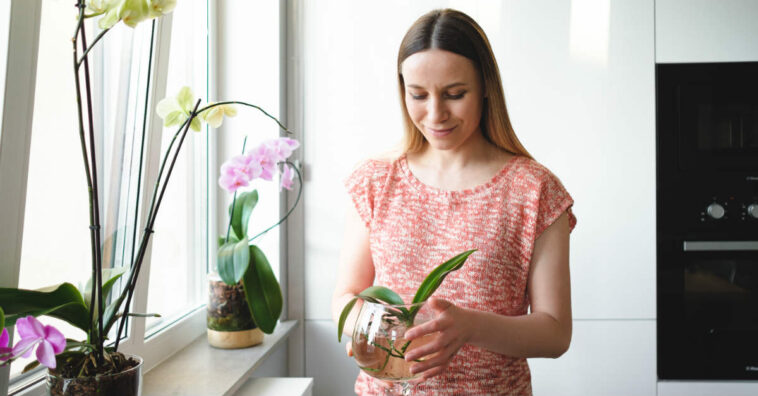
left=406, top=82, right=467, bottom=89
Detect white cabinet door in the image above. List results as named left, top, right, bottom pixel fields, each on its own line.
left=493, top=0, right=656, bottom=320
left=656, top=0, right=758, bottom=63
left=529, top=320, right=656, bottom=396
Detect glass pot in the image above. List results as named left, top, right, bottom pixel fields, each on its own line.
left=352, top=300, right=435, bottom=395
left=46, top=354, right=142, bottom=396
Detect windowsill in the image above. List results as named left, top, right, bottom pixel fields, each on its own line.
left=143, top=320, right=298, bottom=396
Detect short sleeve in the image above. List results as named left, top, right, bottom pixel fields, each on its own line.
left=534, top=169, right=577, bottom=238
left=344, top=160, right=386, bottom=229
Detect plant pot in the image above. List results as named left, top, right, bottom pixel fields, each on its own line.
left=46, top=354, right=142, bottom=396
left=207, top=273, right=263, bottom=349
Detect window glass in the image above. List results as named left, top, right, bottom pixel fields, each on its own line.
left=15, top=1, right=152, bottom=379
left=216, top=0, right=282, bottom=284
left=145, top=1, right=208, bottom=335
left=0, top=1, right=9, bottom=144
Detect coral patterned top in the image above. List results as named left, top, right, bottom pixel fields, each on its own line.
left=345, top=155, right=576, bottom=396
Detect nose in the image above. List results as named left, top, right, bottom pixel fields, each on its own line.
left=426, top=96, right=448, bottom=124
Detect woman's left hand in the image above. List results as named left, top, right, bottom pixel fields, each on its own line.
left=402, top=297, right=475, bottom=379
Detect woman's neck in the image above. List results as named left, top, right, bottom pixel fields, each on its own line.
left=406, top=133, right=513, bottom=191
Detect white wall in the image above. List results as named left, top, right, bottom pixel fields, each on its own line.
left=301, top=0, right=656, bottom=395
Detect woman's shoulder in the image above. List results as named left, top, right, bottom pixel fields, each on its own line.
left=349, top=150, right=403, bottom=176
left=508, top=156, right=562, bottom=184
left=503, top=156, right=572, bottom=200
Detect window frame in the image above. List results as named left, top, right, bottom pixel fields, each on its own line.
left=0, top=1, right=214, bottom=394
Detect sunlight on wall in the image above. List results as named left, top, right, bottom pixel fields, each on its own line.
left=569, top=0, right=610, bottom=66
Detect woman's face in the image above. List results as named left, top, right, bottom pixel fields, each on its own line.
left=401, top=49, right=484, bottom=152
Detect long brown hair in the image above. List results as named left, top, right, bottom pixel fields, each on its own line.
left=397, top=9, right=532, bottom=158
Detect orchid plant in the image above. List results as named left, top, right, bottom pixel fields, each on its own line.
left=0, top=0, right=295, bottom=379
left=214, top=136, right=302, bottom=334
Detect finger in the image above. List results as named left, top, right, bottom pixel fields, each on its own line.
left=419, top=365, right=448, bottom=379
left=428, top=297, right=453, bottom=312
left=404, top=335, right=452, bottom=362
left=404, top=318, right=447, bottom=340
left=409, top=343, right=459, bottom=374
left=346, top=341, right=353, bottom=357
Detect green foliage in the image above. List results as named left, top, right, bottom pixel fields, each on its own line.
left=336, top=249, right=477, bottom=342
left=1, top=306, right=5, bottom=330
left=0, top=283, right=90, bottom=333
left=217, top=239, right=251, bottom=285
left=218, top=189, right=283, bottom=334
left=241, top=246, right=283, bottom=334
left=230, top=190, right=258, bottom=241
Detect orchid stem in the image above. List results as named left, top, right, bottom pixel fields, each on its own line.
left=247, top=161, right=302, bottom=243
left=225, top=136, right=248, bottom=244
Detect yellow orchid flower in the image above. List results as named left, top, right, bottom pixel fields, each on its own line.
left=156, top=86, right=202, bottom=132
left=200, top=103, right=238, bottom=129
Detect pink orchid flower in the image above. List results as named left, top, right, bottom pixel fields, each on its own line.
left=250, top=144, right=278, bottom=181
left=11, top=316, right=66, bottom=369
left=0, top=328, right=11, bottom=362
left=265, top=137, right=300, bottom=162
left=280, top=163, right=295, bottom=191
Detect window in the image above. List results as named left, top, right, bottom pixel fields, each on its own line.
left=2, top=1, right=211, bottom=393
left=144, top=0, right=208, bottom=336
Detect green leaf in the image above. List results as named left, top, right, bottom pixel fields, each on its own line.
left=124, top=312, right=161, bottom=318
left=230, top=190, right=258, bottom=240
left=1, top=306, right=4, bottom=330
left=412, top=249, right=477, bottom=305
left=102, top=298, right=121, bottom=336
left=357, top=286, right=405, bottom=306
left=241, top=246, right=282, bottom=334
left=22, top=360, right=40, bottom=374
left=0, top=283, right=90, bottom=333
left=219, top=234, right=239, bottom=247
left=217, top=240, right=244, bottom=285
left=80, top=267, right=127, bottom=311
left=336, top=286, right=405, bottom=343
left=232, top=240, right=251, bottom=283
left=337, top=297, right=357, bottom=343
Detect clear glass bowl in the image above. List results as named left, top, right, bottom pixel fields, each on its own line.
left=352, top=300, right=434, bottom=395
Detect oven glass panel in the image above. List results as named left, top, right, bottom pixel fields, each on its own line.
left=685, top=258, right=758, bottom=329
left=697, top=103, right=758, bottom=152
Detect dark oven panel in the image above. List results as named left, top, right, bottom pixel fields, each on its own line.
left=657, top=62, right=758, bottom=381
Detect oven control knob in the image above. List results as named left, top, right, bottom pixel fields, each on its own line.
left=706, top=203, right=726, bottom=219
left=748, top=204, right=758, bottom=219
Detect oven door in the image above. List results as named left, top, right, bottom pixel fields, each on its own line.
left=659, top=241, right=758, bottom=380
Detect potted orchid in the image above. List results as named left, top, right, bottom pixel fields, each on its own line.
left=207, top=137, right=302, bottom=349
left=0, top=1, right=295, bottom=394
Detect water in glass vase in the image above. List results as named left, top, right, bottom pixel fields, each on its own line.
left=353, top=333, right=434, bottom=380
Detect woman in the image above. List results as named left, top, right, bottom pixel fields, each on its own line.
left=332, top=8, right=576, bottom=396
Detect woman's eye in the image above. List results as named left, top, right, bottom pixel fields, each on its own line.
left=410, top=93, right=427, bottom=100
left=446, top=92, right=465, bottom=100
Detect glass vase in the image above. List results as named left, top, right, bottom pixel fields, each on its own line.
left=206, top=273, right=263, bottom=348
left=46, top=354, right=142, bottom=396
left=352, top=300, right=435, bottom=395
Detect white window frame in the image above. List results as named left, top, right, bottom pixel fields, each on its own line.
left=0, top=1, right=215, bottom=394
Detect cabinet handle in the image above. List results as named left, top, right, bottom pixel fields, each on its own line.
left=683, top=241, right=758, bottom=251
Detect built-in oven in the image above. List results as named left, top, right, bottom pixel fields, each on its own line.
left=657, top=62, right=758, bottom=380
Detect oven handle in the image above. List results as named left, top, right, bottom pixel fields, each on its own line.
left=683, top=241, right=758, bottom=251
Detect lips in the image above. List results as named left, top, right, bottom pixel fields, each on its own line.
left=426, top=126, right=455, bottom=137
